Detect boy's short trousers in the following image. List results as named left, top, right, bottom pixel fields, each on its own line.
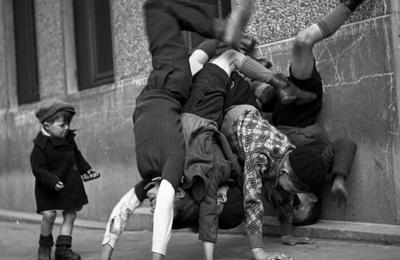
left=272, top=64, right=323, bottom=127
left=183, top=63, right=230, bottom=127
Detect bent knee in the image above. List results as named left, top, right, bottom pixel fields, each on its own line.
left=62, top=210, right=77, bottom=219
left=293, top=24, right=322, bottom=51
left=294, top=31, right=316, bottom=52
left=41, top=210, right=57, bottom=222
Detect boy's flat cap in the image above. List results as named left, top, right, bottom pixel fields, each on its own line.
left=35, top=99, right=75, bottom=122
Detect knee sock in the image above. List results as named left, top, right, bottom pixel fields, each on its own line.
left=56, top=235, right=72, bottom=249
left=39, top=234, right=54, bottom=248
left=238, top=56, right=275, bottom=83
left=316, top=4, right=352, bottom=38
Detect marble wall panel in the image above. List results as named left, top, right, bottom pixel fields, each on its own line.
left=35, top=0, right=65, bottom=99
left=258, top=16, right=398, bottom=224
left=238, top=0, right=386, bottom=44
left=112, top=0, right=151, bottom=82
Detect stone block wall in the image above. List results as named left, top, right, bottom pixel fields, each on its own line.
left=0, top=0, right=399, bottom=225
left=258, top=15, right=398, bottom=224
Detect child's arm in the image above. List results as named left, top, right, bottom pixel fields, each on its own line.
left=197, top=160, right=229, bottom=260
left=198, top=191, right=218, bottom=260
left=82, top=169, right=101, bottom=182
left=30, top=147, right=60, bottom=191
left=100, top=187, right=142, bottom=260
left=277, top=194, right=313, bottom=246
left=72, top=141, right=101, bottom=181
left=203, top=242, right=215, bottom=260
left=152, top=179, right=175, bottom=259
left=73, top=141, right=91, bottom=173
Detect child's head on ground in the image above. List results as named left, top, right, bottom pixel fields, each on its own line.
left=293, top=192, right=321, bottom=226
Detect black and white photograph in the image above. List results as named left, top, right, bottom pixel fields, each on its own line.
left=0, top=0, right=400, bottom=259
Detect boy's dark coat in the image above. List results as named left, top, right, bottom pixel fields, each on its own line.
left=30, top=131, right=90, bottom=213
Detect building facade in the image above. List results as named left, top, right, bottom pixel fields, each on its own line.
left=0, top=0, right=399, bottom=226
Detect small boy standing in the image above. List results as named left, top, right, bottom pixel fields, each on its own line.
left=30, top=100, right=100, bottom=260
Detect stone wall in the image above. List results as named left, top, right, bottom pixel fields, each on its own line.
left=0, top=0, right=399, bottom=224
left=259, top=15, right=398, bottom=224
left=240, top=0, right=386, bottom=44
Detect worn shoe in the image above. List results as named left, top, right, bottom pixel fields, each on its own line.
left=269, top=73, right=317, bottom=105
left=256, top=57, right=273, bottom=69
left=38, top=234, right=53, bottom=260
left=224, top=0, right=253, bottom=49
left=253, top=82, right=276, bottom=105
left=340, top=0, right=365, bottom=11
left=340, top=0, right=364, bottom=5
left=215, top=35, right=256, bottom=56
left=55, top=247, right=81, bottom=260
left=38, top=246, right=51, bottom=260
left=239, top=36, right=257, bottom=55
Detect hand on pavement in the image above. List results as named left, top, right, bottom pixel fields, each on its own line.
left=281, top=235, right=313, bottom=246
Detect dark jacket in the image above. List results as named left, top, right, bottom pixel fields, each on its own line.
left=30, top=131, right=90, bottom=213
left=181, top=113, right=241, bottom=243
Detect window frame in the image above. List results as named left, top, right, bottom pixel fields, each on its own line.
left=13, top=0, right=40, bottom=105
left=73, top=0, right=115, bottom=91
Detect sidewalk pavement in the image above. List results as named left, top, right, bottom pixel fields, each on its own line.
left=1, top=209, right=400, bottom=259
left=2, top=208, right=400, bottom=245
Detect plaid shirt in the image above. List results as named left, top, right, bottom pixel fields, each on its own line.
left=231, top=109, right=294, bottom=248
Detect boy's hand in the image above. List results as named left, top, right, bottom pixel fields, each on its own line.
left=281, top=235, right=313, bottom=246
left=82, top=169, right=101, bottom=182
left=55, top=181, right=64, bottom=191
left=252, top=248, right=293, bottom=260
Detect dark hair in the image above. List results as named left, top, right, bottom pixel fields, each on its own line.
left=44, top=110, right=73, bottom=124
left=218, top=186, right=244, bottom=229
left=172, top=191, right=199, bottom=229
left=292, top=194, right=321, bottom=226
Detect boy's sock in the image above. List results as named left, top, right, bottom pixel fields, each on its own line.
left=195, top=39, right=219, bottom=59
left=238, top=56, right=275, bottom=83
left=39, top=234, right=54, bottom=247
left=317, top=2, right=360, bottom=38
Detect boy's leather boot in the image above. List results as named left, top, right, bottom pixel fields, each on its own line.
left=269, top=73, right=317, bottom=105
left=239, top=36, right=257, bottom=55
left=55, top=235, right=81, bottom=260
left=38, top=234, right=53, bottom=260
